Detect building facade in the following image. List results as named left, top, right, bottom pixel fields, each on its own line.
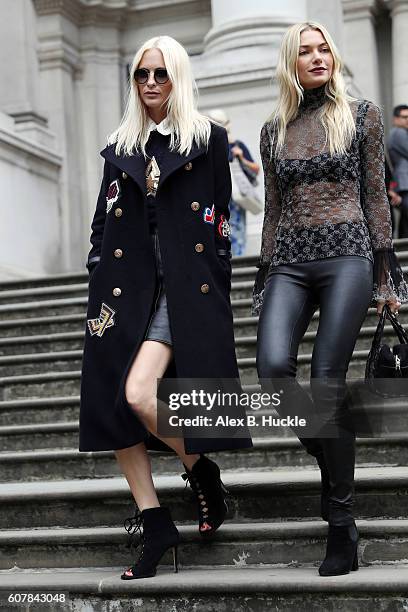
left=0, top=0, right=407, bottom=278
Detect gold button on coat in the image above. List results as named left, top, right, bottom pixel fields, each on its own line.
left=122, top=172, right=128, bottom=179
left=191, top=202, right=200, bottom=211
left=114, top=249, right=123, bottom=258
left=113, top=287, right=122, bottom=297
left=184, top=162, right=193, bottom=171
left=195, top=243, right=204, bottom=253
left=200, top=284, right=210, bottom=294
left=114, top=208, right=123, bottom=217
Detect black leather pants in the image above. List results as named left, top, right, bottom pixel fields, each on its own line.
left=256, top=256, right=373, bottom=525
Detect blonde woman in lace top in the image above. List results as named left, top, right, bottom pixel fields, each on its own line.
left=254, top=22, right=408, bottom=577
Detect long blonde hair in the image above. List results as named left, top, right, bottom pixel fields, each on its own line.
left=108, top=36, right=211, bottom=156
left=270, top=22, right=356, bottom=156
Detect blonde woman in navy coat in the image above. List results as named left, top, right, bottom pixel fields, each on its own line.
left=79, top=35, right=252, bottom=580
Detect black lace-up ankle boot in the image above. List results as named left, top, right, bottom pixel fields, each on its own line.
left=181, top=455, right=228, bottom=537
left=121, top=506, right=180, bottom=579
left=319, top=521, right=359, bottom=576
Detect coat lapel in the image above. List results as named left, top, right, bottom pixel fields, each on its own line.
left=100, top=144, right=146, bottom=194
left=100, top=140, right=207, bottom=195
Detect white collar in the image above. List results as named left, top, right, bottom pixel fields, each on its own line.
left=147, top=117, right=172, bottom=136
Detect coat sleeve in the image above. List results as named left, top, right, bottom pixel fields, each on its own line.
left=360, top=102, right=408, bottom=303
left=212, top=125, right=232, bottom=255
left=86, top=159, right=110, bottom=273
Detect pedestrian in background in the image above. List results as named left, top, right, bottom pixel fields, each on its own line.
left=385, top=155, right=401, bottom=236
left=387, top=105, right=408, bottom=237
left=207, top=109, right=260, bottom=255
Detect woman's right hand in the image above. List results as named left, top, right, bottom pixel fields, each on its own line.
left=377, top=297, right=401, bottom=316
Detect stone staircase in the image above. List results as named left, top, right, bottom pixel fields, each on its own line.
left=1, top=242, right=408, bottom=611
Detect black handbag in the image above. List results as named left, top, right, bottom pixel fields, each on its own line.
left=365, top=305, right=408, bottom=397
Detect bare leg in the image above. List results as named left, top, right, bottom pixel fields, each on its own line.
left=115, top=340, right=200, bottom=510
left=115, top=443, right=159, bottom=511
left=125, top=340, right=200, bottom=470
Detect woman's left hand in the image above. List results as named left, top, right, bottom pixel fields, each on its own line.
left=377, top=298, right=401, bottom=316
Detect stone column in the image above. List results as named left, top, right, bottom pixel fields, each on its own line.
left=35, top=5, right=83, bottom=271
left=206, top=0, right=307, bottom=53
left=34, top=1, right=123, bottom=271
left=388, top=0, right=408, bottom=105
left=308, top=0, right=345, bottom=51
left=0, top=0, right=55, bottom=148
left=342, top=0, right=381, bottom=102
left=75, top=25, right=123, bottom=244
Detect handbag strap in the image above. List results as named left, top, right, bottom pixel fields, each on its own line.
left=373, top=306, right=387, bottom=347
left=384, top=305, right=408, bottom=344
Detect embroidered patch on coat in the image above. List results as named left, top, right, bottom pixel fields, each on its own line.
left=204, top=204, right=215, bottom=225
left=106, top=179, right=121, bottom=214
left=218, top=215, right=231, bottom=238
left=87, top=303, right=116, bottom=337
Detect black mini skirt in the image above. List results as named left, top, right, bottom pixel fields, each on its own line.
left=145, top=232, right=173, bottom=347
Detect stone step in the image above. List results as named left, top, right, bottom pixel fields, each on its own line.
left=0, top=565, right=407, bottom=612
left=0, top=294, right=250, bottom=320
left=1, top=409, right=405, bottom=450
left=0, top=283, right=88, bottom=305
left=1, top=259, right=408, bottom=312
left=0, top=519, right=407, bottom=571
left=0, top=351, right=83, bottom=377
left=0, top=397, right=79, bottom=426
left=0, top=297, right=253, bottom=325
left=239, top=353, right=374, bottom=384
left=0, top=332, right=84, bottom=356
left=0, top=272, right=86, bottom=292
left=0, top=297, right=87, bottom=320
left=0, top=279, right=253, bottom=306
left=0, top=313, right=86, bottom=338
left=0, top=421, right=79, bottom=451
left=0, top=467, right=406, bottom=529
left=234, top=305, right=408, bottom=338
left=0, top=280, right=255, bottom=312
left=1, top=239, right=407, bottom=291
left=0, top=380, right=405, bottom=432
left=235, top=325, right=400, bottom=358
left=1, top=297, right=405, bottom=362
left=0, top=436, right=406, bottom=483
left=0, top=265, right=253, bottom=293
left=231, top=262, right=408, bottom=302
left=1, top=316, right=406, bottom=358
left=0, top=371, right=81, bottom=400
left=0, top=289, right=378, bottom=324
left=0, top=342, right=374, bottom=380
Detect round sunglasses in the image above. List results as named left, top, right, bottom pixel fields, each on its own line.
left=134, top=68, right=169, bottom=85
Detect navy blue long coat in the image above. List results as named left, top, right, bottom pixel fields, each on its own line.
left=79, top=123, right=252, bottom=454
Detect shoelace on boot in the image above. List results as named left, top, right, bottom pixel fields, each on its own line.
left=181, top=472, right=211, bottom=530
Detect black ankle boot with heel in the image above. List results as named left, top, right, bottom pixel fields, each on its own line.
left=319, top=521, right=359, bottom=576
left=121, top=506, right=180, bottom=579
left=182, top=455, right=228, bottom=536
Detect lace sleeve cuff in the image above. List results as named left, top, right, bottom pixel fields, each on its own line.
left=252, top=262, right=270, bottom=316
left=372, top=248, right=408, bottom=303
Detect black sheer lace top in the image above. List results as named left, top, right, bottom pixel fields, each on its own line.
left=252, top=85, right=408, bottom=315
